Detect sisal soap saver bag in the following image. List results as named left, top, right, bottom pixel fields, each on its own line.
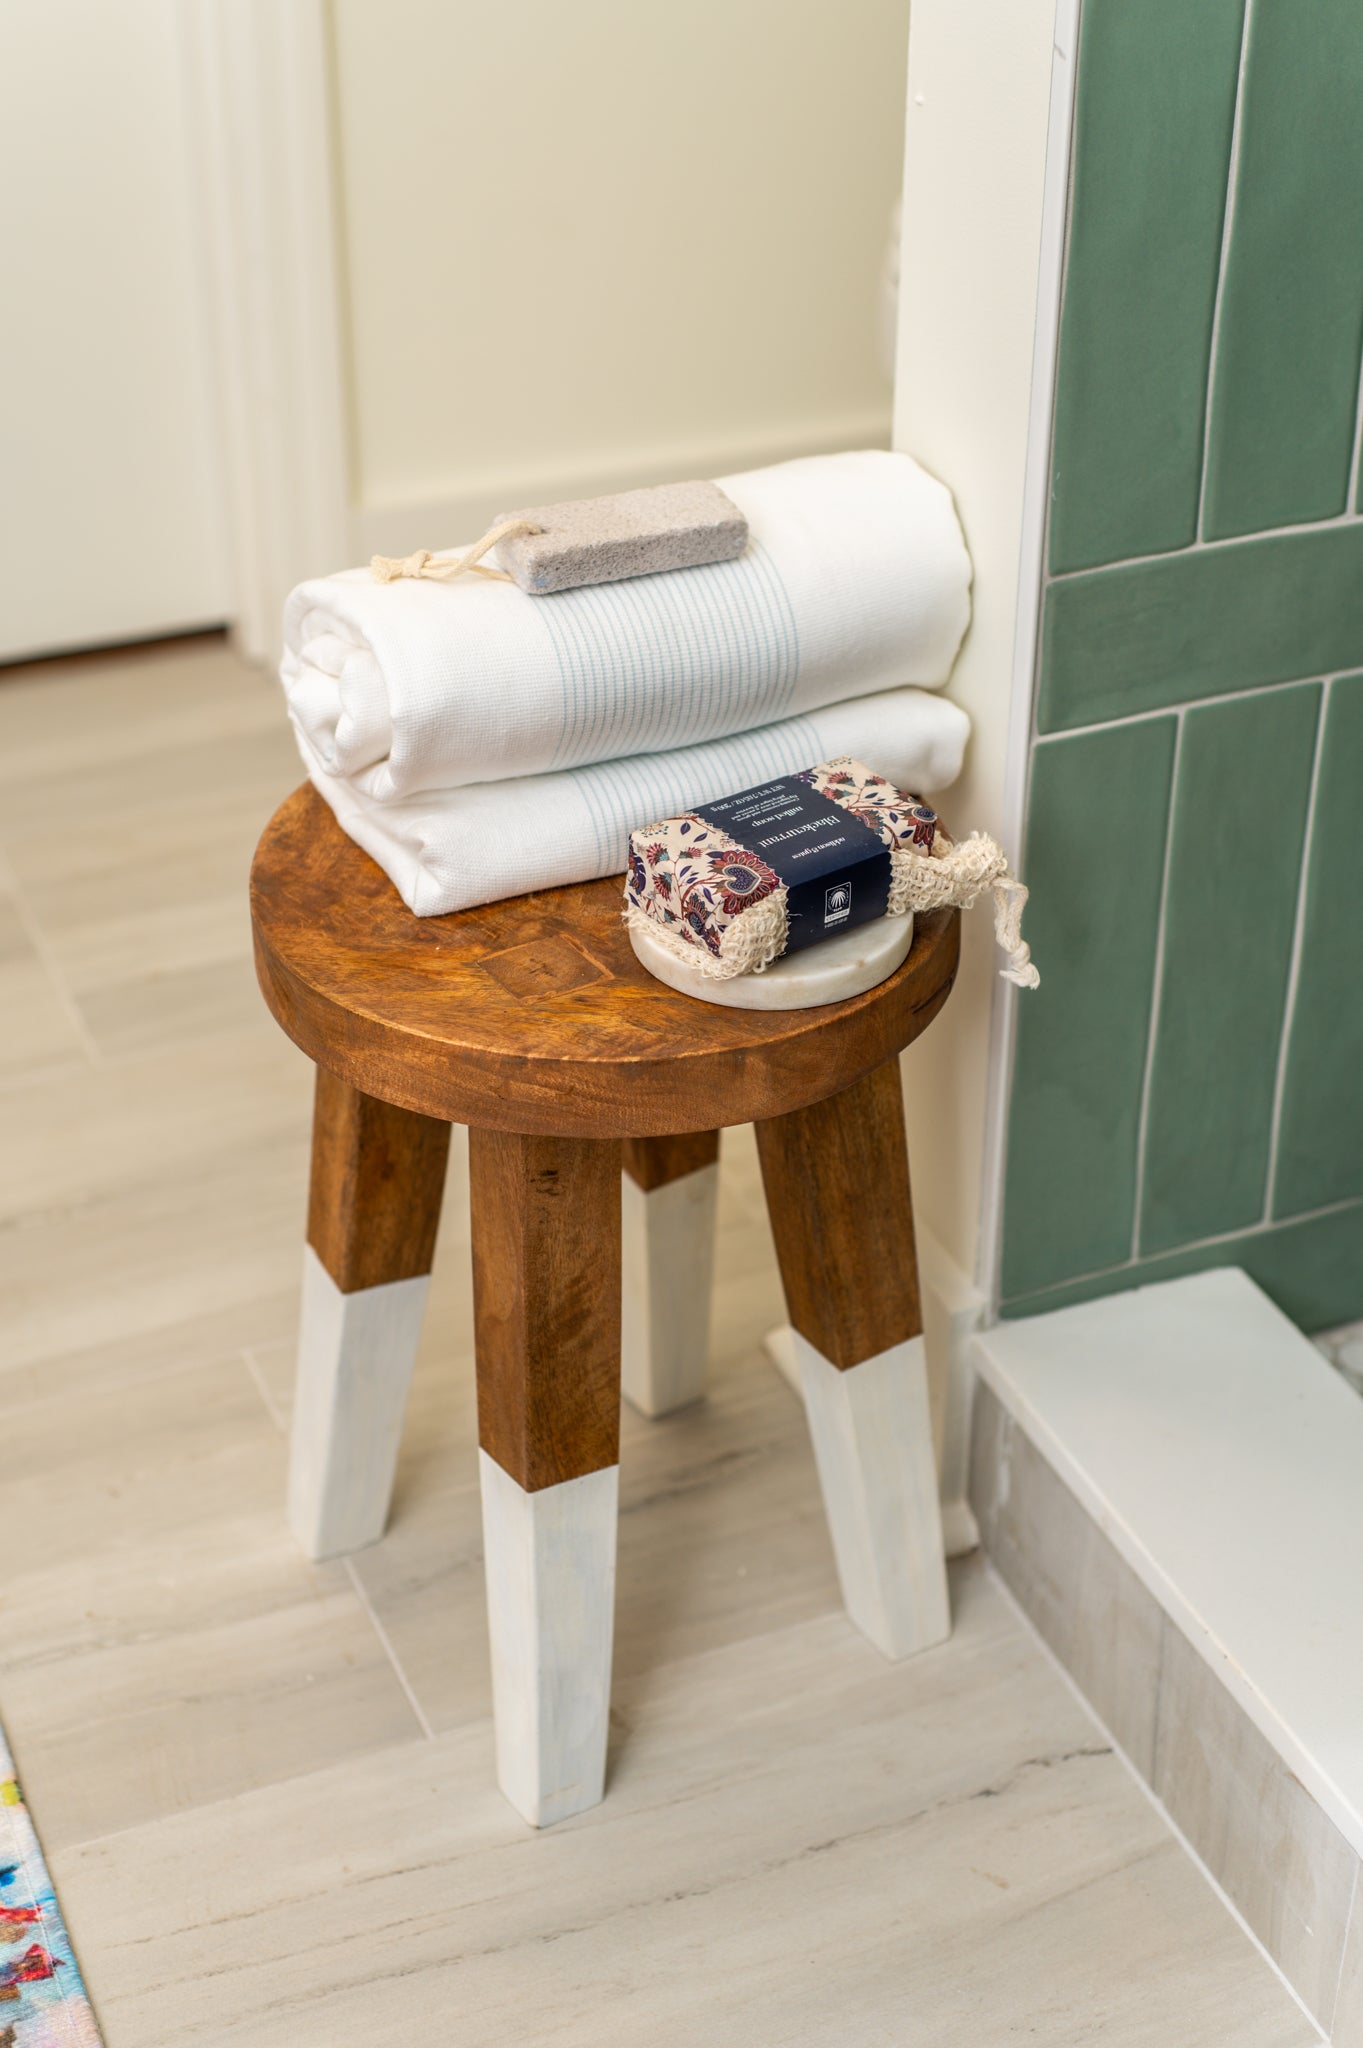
left=624, top=757, right=1039, bottom=987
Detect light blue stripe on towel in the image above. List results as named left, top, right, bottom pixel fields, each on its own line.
left=574, top=714, right=825, bottom=870
left=538, top=541, right=801, bottom=772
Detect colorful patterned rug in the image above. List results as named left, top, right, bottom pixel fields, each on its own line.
left=0, top=1729, right=100, bottom=2046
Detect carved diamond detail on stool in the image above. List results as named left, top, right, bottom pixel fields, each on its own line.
left=251, top=785, right=960, bottom=1824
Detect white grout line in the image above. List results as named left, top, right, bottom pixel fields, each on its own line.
left=1330, top=1860, right=1361, bottom=2043
left=1033, top=668, right=1335, bottom=744
left=241, top=1343, right=287, bottom=1435
left=984, top=1564, right=1330, bottom=2042
left=0, top=843, right=105, bottom=1070
left=1053, top=501, right=1363, bottom=585
left=344, top=1557, right=436, bottom=1743
left=1195, top=0, right=1255, bottom=543
left=238, top=1342, right=437, bottom=1743
left=1004, top=1191, right=1363, bottom=1313
left=1128, top=709, right=1185, bottom=1261
left=1262, top=678, right=1332, bottom=1223
left=236, top=1339, right=438, bottom=1741
left=1346, top=325, right=1363, bottom=514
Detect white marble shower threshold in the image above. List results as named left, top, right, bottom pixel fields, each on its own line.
left=973, top=1266, right=1363, bottom=1861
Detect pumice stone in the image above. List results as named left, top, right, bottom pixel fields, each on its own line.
left=493, top=479, right=748, bottom=594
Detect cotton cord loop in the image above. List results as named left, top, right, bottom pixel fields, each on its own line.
left=889, top=831, right=1040, bottom=988
left=370, top=518, right=542, bottom=587
left=624, top=828, right=1039, bottom=987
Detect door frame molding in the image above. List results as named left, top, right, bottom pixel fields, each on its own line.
left=179, top=0, right=352, bottom=663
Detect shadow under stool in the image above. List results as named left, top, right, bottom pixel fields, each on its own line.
left=250, top=784, right=961, bottom=1826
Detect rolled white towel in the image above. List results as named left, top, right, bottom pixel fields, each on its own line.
left=283, top=450, right=970, bottom=802
left=310, top=684, right=970, bottom=917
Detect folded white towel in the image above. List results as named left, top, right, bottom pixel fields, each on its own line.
left=283, top=450, right=970, bottom=802
left=311, top=685, right=970, bottom=917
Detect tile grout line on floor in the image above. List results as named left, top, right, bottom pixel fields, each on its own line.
left=0, top=842, right=105, bottom=1070
left=241, top=1344, right=288, bottom=1435
left=343, top=1559, right=438, bottom=1744
left=239, top=1346, right=438, bottom=1743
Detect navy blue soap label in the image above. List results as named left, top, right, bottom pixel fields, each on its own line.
left=692, top=772, right=891, bottom=954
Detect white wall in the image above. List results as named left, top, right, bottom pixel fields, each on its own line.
left=0, top=0, right=230, bottom=660
left=327, top=0, right=912, bottom=554
left=325, top=0, right=1064, bottom=1307
left=892, top=0, right=1063, bottom=1292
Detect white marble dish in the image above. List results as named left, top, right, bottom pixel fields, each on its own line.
left=628, top=910, right=914, bottom=1010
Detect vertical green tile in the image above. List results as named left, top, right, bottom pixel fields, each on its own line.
left=1203, top=1, right=1363, bottom=538
left=1001, top=719, right=1176, bottom=1300
left=1047, top=0, right=1243, bottom=574
left=1138, top=686, right=1321, bottom=1254
left=1272, top=672, right=1363, bottom=1216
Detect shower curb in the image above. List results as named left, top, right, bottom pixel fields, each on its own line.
left=969, top=1268, right=1363, bottom=2044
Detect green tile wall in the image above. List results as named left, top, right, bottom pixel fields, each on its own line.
left=1047, top=0, right=1243, bottom=574
left=1040, top=523, right=1363, bottom=732
left=1272, top=673, right=1363, bottom=1217
left=1000, top=0, right=1363, bottom=1331
left=1202, top=0, right=1363, bottom=538
left=1002, top=721, right=1175, bottom=1300
left=1002, top=1200, right=1363, bottom=1333
left=1137, top=687, right=1319, bottom=1255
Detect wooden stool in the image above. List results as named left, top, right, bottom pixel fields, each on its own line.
left=251, top=785, right=960, bottom=1826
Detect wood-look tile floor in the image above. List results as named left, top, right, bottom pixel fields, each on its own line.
left=0, top=640, right=1318, bottom=2045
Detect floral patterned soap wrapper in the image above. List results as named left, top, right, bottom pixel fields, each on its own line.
left=624, top=755, right=1041, bottom=988
left=624, top=758, right=941, bottom=980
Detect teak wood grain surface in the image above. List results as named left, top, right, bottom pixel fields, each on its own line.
left=306, top=1068, right=451, bottom=1293
left=755, top=1057, right=923, bottom=1370
left=622, top=1131, right=720, bottom=1190
left=470, top=1128, right=623, bottom=1490
left=250, top=785, right=960, bottom=1138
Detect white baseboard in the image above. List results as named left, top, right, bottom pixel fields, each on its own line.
left=350, top=410, right=892, bottom=562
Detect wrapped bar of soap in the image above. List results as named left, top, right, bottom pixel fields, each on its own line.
left=624, top=758, right=939, bottom=980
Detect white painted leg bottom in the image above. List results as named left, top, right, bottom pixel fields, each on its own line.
left=620, top=1164, right=718, bottom=1417
left=764, top=1231, right=984, bottom=1563
left=288, top=1244, right=430, bottom=1561
left=796, top=1331, right=950, bottom=1659
left=479, top=1450, right=618, bottom=1828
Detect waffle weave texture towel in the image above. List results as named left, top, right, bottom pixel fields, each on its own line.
left=283, top=450, right=970, bottom=801
left=310, top=686, right=969, bottom=917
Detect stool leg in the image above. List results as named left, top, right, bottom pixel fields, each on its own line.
left=620, top=1132, right=720, bottom=1418
left=755, top=1058, right=949, bottom=1660
left=470, top=1127, right=622, bottom=1827
left=289, top=1069, right=450, bottom=1560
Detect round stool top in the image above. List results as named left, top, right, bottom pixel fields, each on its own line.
left=250, top=785, right=959, bottom=1138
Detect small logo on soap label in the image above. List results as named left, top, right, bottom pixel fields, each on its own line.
left=824, top=883, right=851, bottom=926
